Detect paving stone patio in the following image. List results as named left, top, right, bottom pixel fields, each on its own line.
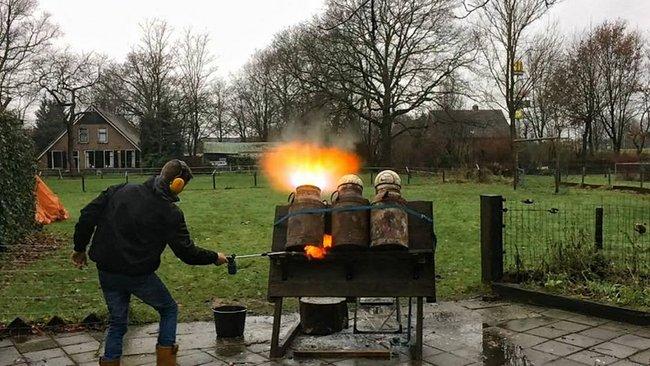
left=0, top=300, right=648, bottom=365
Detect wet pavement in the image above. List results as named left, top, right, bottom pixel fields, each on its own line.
left=0, top=299, right=648, bottom=365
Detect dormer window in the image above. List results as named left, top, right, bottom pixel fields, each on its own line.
left=79, top=127, right=89, bottom=143
left=98, top=128, right=108, bottom=143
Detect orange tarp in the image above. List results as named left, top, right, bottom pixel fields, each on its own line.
left=35, top=175, right=69, bottom=225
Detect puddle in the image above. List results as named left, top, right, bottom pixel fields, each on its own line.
left=481, top=326, right=531, bottom=366
left=214, top=337, right=246, bottom=357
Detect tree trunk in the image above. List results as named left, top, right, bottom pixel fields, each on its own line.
left=66, top=123, right=75, bottom=175
left=377, top=117, right=393, bottom=166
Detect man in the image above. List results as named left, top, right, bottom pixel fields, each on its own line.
left=72, top=160, right=227, bottom=366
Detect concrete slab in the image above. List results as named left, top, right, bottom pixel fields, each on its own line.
left=4, top=300, right=649, bottom=366
left=0, top=346, right=22, bottom=366
left=590, top=341, right=639, bottom=359
left=566, top=349, right=619, bottom=365
left=611, top=334, right=650, bottom=350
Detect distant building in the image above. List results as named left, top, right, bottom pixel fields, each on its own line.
left=393, top=106, right=511, bottom=166
left=200, top=139, right=277, bottom=166
left=37, top=106, right=141, bottom=171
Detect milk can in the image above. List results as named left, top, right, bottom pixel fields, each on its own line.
left=331, top=174, right=370, bottom=251
left=286, top=185, right=326, bottom=251
left=370, top=170, right=409, bottom=250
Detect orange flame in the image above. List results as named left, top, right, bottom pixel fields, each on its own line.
left=260, top=142, right=361, bottom=192
left=304, top=234, right=332, bottom=260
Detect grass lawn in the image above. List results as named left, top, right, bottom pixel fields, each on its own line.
left=1, top=172, right=648, bottom=324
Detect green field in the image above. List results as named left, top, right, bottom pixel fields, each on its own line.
left=1, top=172, right=649, bottom=324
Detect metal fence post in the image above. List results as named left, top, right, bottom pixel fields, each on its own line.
left=595, top=206, right=603, bottom=251
left=212, top=171, right=216, bottom=190
left=442, top=169, right=446, bottom=183
left=81, top=175, right=85, bottom=192
left=481, top=195, right=504, bottom=284
left=125, top=170, right=129, bottom=184
left=369, top=170, right=374, bottom=185
left=581, top=166, right=586, bottom=186
left=253, top=171, right=258, bottom=187
left=406, top=167, right=411, bottom=185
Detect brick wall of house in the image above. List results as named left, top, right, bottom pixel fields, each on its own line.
left=37, top=113, right=139, bottom=171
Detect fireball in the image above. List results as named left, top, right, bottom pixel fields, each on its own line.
left=260, top=142, right=361, bottom=192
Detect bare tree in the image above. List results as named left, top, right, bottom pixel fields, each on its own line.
left=37, top=50, right=101, bottom=173
left=594, top=21, right=644, bottom=153
left=629, top=52, right=650, bottom=156
left=177, top=28, right=216, bottom=156
left=279, top=0, right=475, bottom=165
left=0, top=0, right=59, bottom=113
left=207, top=78, right=229, bottom=141
left=476, top=0, right=558, bottom=187
left=102, top=19, right=176, bottom=120
left=522, top=29, right=564, bottom=138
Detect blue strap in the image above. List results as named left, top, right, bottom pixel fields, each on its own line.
left=273, top=203, right=433, bottom=226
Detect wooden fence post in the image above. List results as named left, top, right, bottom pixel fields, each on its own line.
left=212, top=171, right=216, bottom=190
left=81, top=175, right=85, bottom=192
left=595, top=206, right=603, bottom=251
left=253, top=171, right=258, bottom=187
left=481, top=195, right=504, bottom=284
left=125, top=171, right=129, bottom=184
left=581, top=166, right=586, bottom=186
left=607, top=168, right=611, bottom=187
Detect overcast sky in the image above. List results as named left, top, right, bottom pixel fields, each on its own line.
left=39, top=0, right=649, bottom=78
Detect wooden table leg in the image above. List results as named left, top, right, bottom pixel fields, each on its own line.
left=411, top=297, right=424, bottom=360
left=270, top=298, right=283, bottom=358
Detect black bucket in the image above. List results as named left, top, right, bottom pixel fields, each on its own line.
left=213, top=305, right=247, bottom=338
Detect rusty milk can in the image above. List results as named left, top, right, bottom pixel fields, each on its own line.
left=331, top=174, right=370, bottom=251
left=286, top=184, right=326, bottom=251
left=370, top=170, right=409, bottom=250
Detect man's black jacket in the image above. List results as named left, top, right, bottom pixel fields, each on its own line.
left=73, top=176, right=217, bottom=275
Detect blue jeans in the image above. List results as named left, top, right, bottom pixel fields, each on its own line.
left=98, top=271, right=178, bottom=360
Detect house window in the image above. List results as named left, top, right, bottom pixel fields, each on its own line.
left=50, top=151, right=67, bottom=169
left=104, top=151, right=114, bottom=168
left=85, top=150, right=94, bottom=169
left=79, top=127, right=89, bottom=143
left=98, top=128, right=108, bottom=143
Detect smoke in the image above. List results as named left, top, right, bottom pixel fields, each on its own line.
left=271, top=110, right=361, bottom=152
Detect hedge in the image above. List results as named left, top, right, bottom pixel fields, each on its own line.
left=0, top=112, right=35, bottom=247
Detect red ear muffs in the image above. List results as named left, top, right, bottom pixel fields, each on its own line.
left=170, top=177, right=186, bottom=194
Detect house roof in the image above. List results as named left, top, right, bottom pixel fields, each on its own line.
left=202, top=141, right=277, bottom=156
left=95, top=107, right=140, bottom=147
left=429, top=109, right=509, bottom=138
left=37, top=106, right=140, bottom=159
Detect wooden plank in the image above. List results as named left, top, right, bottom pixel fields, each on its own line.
left=406, top=201, right=435, bottom=250
left=492, top=283, right=650, bottom=326
left=268, top=253, right=435, bottom=298
left=293, top=349, right=391, bottom=359
left=272, top=205, right=289, bottom=252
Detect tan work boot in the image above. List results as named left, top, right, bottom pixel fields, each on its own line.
left=98, top=357, right=120, bottom=366
left=156, top=344, right=178, bottom=366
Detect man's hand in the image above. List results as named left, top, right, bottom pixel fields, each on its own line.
left=216, top=252, right=227, bottom=266
left=71, top=251, right=87, bottom=269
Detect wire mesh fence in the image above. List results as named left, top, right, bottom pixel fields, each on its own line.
left=503, top=198, right=650, bottom=280
left=35, top=166, right=458, bottom=195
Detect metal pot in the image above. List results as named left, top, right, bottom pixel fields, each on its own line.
left=286, top=185, right=326, bottom=251
left=331, top=176, right=370, bottom=251
left=370, top=171, right=408, bottom=250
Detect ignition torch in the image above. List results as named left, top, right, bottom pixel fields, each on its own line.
left=226, top=251, right=305, bottom=275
